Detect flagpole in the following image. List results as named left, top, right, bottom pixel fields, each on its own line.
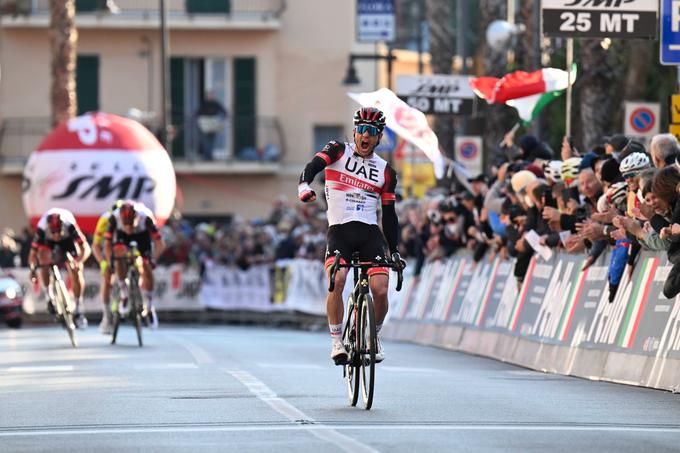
left=565, top=38, right=574, bottom=138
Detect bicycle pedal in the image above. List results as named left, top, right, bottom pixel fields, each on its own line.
left=334, top=357, right=349, bottom=366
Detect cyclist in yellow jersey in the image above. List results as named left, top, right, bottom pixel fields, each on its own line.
left=92, top=200, right=123, bottom=334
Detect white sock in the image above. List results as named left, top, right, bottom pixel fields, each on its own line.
left=376, top=324, right=383, bottom=334
left=329, top=323, right=343, bottom=342
left=144, top=291, right=154, bottom=309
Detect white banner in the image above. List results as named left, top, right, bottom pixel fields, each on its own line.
left=348, top=88, right=446, bottom=178
left=13, top=264, right=202, bottom=314
left=199, top=262, right=272, bottom=311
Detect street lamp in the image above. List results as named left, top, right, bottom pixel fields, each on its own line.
left=341, top=50, right=397, bottom=90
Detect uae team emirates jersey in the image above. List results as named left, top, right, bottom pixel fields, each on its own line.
left=316, top=141, right=396, bottom=226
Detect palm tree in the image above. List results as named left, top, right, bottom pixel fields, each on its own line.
left=478, top=0, right=515, bottom=163
left=576, top=39, right=620, bottom=149
left=426, top=0, right=455, bottom=157
left=49, top=0, right=78, bottom=128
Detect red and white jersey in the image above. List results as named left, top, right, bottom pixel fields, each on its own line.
left=36, top=208, right=78, bottom=235
left=110, top=202, right=157, bottom=234
left=318, top=141, right=396, bottom=226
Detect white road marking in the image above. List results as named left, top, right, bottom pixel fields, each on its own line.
left=171, top=338, right=215, bottom=365
left=133, top=363, right=199, bottom=370
left=1, top=423, right=680, bottom=437
left=257, top=363, right=323, bottom=370
left=5, top=365, right=74, bottom=373
left=225, top=368, right=378, bottom=453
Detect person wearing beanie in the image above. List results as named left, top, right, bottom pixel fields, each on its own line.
left=599, top=157, right=623, bottom=187
left=604, top=134, right=630, bottom=158
left=579, top=152, right=602, bottom=172
left=518, top=134, right=553, bottom=162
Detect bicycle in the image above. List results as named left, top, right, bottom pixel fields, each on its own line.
left=110, top=241, right=147, bottom=347
left=31, top=246, right=78, bottom=348
left=328, top=251, right=404, bottom=410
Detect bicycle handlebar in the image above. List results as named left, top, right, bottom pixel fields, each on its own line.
left=327, top=251, right=404, bottom=293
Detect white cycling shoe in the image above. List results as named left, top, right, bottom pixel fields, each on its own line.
left=374, top=337, right=385, bottom=363
left=98, top=316, right=112, bottom=335
left=331, top=340, right=348, bottom=365
left=147, top=306, right=158, bottom=330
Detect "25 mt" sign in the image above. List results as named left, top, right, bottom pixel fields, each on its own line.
left=541, top=0, right=658, bottom=39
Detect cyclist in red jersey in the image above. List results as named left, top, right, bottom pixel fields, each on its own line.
left=298, top=107, right=404, bottom=364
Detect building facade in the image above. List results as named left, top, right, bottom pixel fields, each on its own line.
left=0, top=0, right=381, bottom=229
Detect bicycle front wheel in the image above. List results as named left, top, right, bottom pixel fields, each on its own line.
left=360, top=294, right=376, bottom=410
left=129, top=276, right=144, bottom=347
left=343, top=295, right=360, bottom=407
left=55, top=280, right=78, bottom=348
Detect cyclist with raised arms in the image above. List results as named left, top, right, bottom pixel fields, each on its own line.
left=104, top=201, right=165, bottom=329
left=298, top=107, right=404, bottom=364
left=92, top=200, right=123, bottom=334
left=28, top=208, right=91, bottom=329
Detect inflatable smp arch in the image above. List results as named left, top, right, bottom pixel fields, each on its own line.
left=22, top=112, right=176, bottom=234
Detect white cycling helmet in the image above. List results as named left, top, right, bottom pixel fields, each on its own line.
left=619, top=152, right=650, bottom=177
left=542, top=160, right=563, bottom=183
left=560, top=157, right=582, bottom=188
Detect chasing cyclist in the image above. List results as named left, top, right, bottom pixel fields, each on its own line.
left=104, top=201, right=165, bottom=329
left=298, top=107, right=404, bottom=364
left=91, top=200, right=123, bottom=334
left=28, top=208, right=91, bottom=329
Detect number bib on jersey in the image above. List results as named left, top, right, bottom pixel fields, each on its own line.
left=324, top=143, right=388, bottom=226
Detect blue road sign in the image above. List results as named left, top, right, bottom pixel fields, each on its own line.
left=356, top=0, right=395, bottom=43
left=661, top=0, right=680, bottom=65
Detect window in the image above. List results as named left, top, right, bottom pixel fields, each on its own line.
left=76, top=55, right=99, bottom=115
left=313, top=126, right=344, bottom=153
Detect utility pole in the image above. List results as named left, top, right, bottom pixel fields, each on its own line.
left=159, top=0, right=171, bottom=153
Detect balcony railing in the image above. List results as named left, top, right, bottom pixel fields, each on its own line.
left=0, top=0, right=286, bottom=27
left=0, top=114, right=286, bottom=174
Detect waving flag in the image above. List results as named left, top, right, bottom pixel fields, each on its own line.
left=348, top=88, right=446, bottom=178
left=470, top=66, right=576, bottom=124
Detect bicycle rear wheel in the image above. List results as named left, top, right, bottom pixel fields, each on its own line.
left=343, top=295, right=360, bottom=407
left=360, top=294, right=376, bottom=410
left=129, top=275, right=144, bottom=347
left=110, top=310, right=120, bottom=345
left=55, top=280, right=78, bottom=348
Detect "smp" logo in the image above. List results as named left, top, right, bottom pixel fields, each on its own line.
left=52, top=175, right=155, bottom=200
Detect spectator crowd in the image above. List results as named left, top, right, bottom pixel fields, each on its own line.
left=3, top=128, right=680, bottom=304
left=396, top=130, right=680, bottom=302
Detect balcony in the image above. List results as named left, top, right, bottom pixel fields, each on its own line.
left=0, top=115, right=286, bottom=175
left=0, top=0, right=285, bottom=30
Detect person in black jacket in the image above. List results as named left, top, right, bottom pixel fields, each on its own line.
left=650, top=166, right=680, bottom=298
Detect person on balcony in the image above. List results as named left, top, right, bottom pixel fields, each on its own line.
left=196, top=91, right=228, bottom=161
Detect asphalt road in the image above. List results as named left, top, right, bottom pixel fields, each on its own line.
left=1, top=325, right=679, bottom=452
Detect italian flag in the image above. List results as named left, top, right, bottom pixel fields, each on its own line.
left=469, top=65, right=577, bottom=125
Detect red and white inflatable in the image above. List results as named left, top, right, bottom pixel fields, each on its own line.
left=22, top=112, right=176, bottom=233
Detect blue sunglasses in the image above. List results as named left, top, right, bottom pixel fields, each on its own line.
left=356, top=124, right=380, bottom=136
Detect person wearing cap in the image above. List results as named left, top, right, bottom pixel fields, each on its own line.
left=28, top=207, right=91, bottom=329
left=603, top=134, right=630, bottom=159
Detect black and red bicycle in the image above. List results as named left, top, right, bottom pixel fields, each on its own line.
left=328, top=251, right=403, bottom=410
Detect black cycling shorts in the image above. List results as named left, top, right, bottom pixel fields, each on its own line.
left=324, top=221, right=388, bottom=267
left=113, top=230, right=152, bottom=257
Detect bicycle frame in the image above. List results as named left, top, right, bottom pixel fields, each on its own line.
left=327, top=251, right=403, bottom=410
